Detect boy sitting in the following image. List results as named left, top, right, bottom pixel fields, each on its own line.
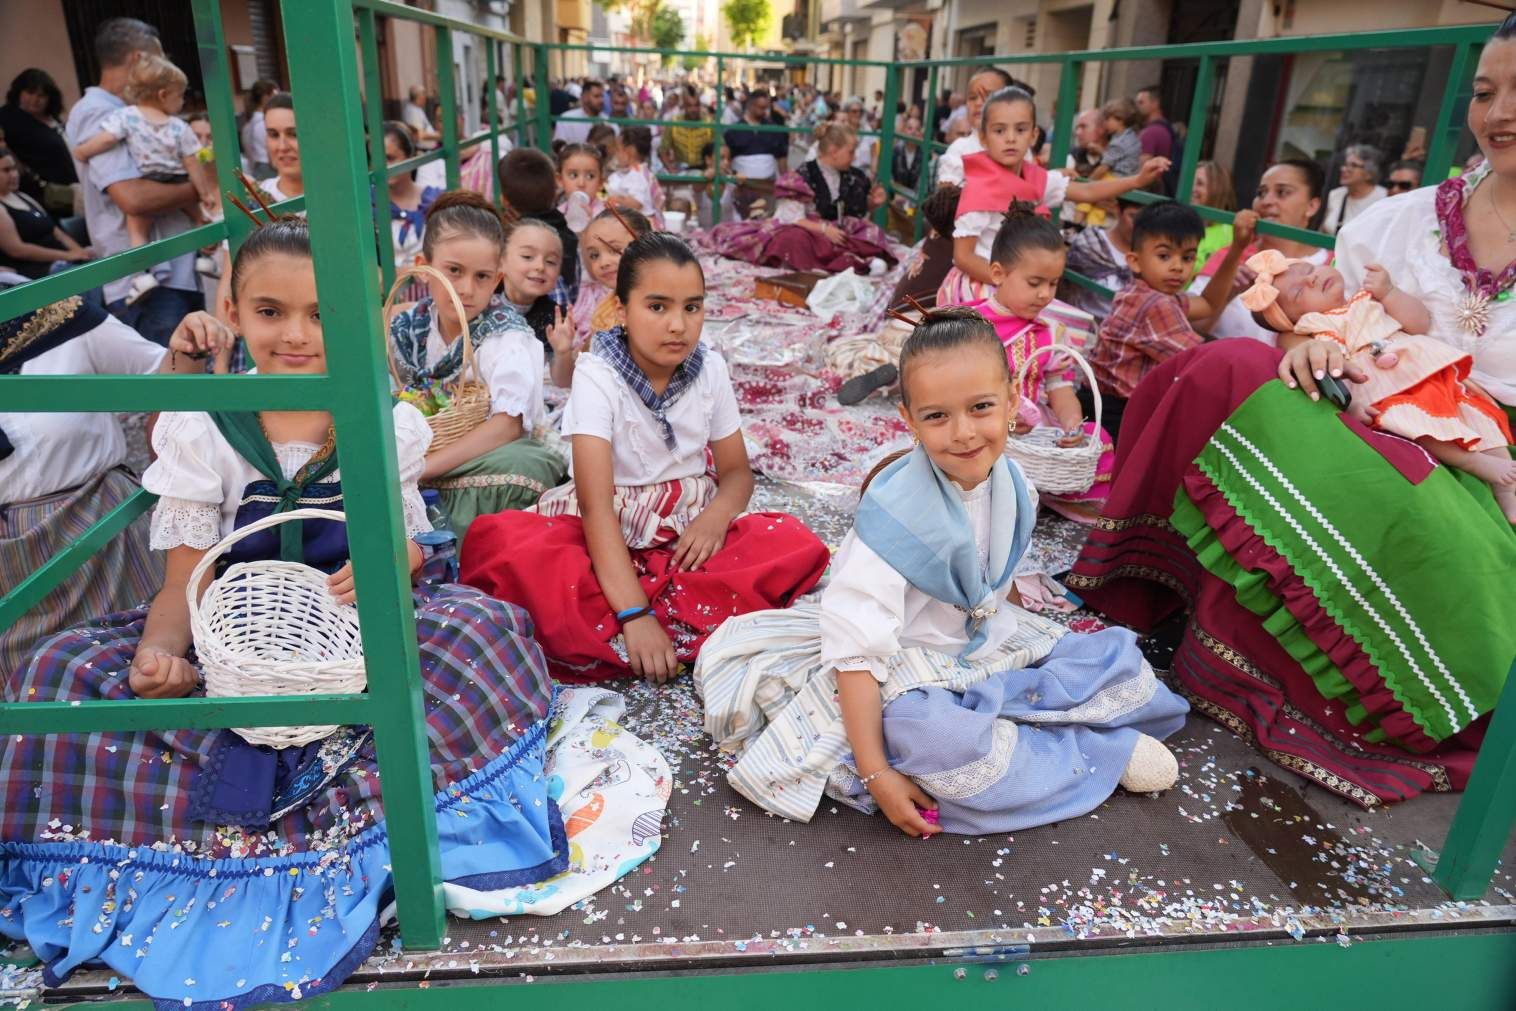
left=498, top=147, right=578, bottom=305
left=1085, top=201, right=1257, bottom=436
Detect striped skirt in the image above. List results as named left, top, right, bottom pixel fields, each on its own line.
left=0, top=466, right=160, bottom=680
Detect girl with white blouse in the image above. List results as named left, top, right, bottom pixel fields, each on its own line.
left=386, top=191, right=567, bottom=536
left=462, top=233, right=829, bottom=684
left=696, top=308, right=1188, bottom=837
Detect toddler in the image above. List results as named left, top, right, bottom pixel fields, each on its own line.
left=558, top=141, right=606, bottom=234
left=500, top=217, right=576, bottom=388
left=605, top=125, right=665, bottom=226
left=1243, top=252, right=1516, bottom=521
left=72, top=54, right=217, bottom=303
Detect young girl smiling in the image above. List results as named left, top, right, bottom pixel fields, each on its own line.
left=500, top=216, right=577, bottom=387
left=462, top=232, right=828, bottom=683
left=697, top=308, right=1188, bottom=837
left=387, top=191, right=567, bottom=534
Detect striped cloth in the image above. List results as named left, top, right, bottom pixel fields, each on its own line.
left=0, top=467, right=160, bottom=680
left=2, top=576, right=552, bottom=851
left=694, top=600, right=1069, bottom=824
left=529, top=474, right=717, bottom=551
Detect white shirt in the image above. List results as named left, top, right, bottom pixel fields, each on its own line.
left=402, top=102, right=434, bottom=142
left=554, top=108, right=616, bottom=144
left=142, top=402, right=432, bottom=550
left=936, top=134, right=983, bottom=188
left=819, top=479, right=1028, bottom=683
left=1189, top=246, right=1331, bottom=346
left=424, top=310, right=544, bottom=430
left=0, top=313, right=165, bottom=503
left=1336, top=180, right=1516, bottom=405
left=562, top=348, right=742, bottom=486
left=1323, top=184, right=1387, bottom=236
left=954, top=172, right=1071, bottom=259
left=606, top=166, right=657, bottom=217
left=240, top=110, right=268, bottom=166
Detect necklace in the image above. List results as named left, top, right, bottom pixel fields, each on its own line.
left=1488, top=177, right=1516, bottom=244
left=258, top=414, right=337, bottom=482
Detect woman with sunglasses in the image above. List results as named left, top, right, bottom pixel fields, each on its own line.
left=1385, top=159, right=1424, bottom=195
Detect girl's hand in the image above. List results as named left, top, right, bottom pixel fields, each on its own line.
left=1055, top=427, right=1087, bottom=448
left=167, top=311, right=236, bottom=364
left=328, top=562, right=357, bottom=605
left=867, top=184, right=887, bottom=210
left=1362, top=263, right=1393, bottom=301
left=1277, top=339, right=1367, bottom=400
left=623, top=614, right=679, bottom=683
left=866, top=768, right=942, bottom=837
left=1230, top=209, right=1259, bottom=249
left=1136, top=156, right=1171, bottom=186
left=129, top=646, right=198, bottom=699
left=547, top=304, right=577, bottom=356
left=670, top=507, right=729, bottom=571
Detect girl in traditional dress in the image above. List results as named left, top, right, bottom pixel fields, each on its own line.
left=499, top=216, right=577, bottom=387
left=939, top=86, right=1168, bottom=307
left=571, top=205, right=652, bottom=347
left=0, top=215, right=566, bottom=1008
left=462, top=232, right=829, bottom=683
left=707, top=124, right=895, bottom=274
left=1241, top=251, right=1516, bottom=520
left=605, top=126, right=665, bottom=227
left=387, top=191, right=568, bottom=535
left=971, top=202, right=1114, bottom=526
left=696, top=307, right=1188, bottom=836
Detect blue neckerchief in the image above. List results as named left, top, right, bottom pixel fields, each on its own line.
left=389, top=292, right=527, bottom=386
left=853, top=446, right=1035, bottom=657
left=590, top=326, right=707, bottom=449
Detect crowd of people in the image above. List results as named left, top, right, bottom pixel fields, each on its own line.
left=1, top=11, right=1514, bottom=1008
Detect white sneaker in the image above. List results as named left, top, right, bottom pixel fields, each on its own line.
left=125, top=272, right=160, bottom=305
left=195, top=255, right=220, bottom=278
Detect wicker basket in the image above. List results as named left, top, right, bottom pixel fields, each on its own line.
left=383, top=263, right=490, bottom=451
left=1004, top=343, right=1105, bottom=496
left=189, top=508, right=366, bottom=748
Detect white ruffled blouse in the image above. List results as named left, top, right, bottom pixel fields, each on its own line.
left=142, top=403, right=433, bottom=552
left=422, top=310, right=544, bottom=431
left=819, top=478, right=1035, bottom=683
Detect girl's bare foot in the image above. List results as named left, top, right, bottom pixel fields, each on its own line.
left=1462, top=448, right=1516, bottom=487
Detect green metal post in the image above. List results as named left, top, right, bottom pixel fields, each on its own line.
left=534, top=44, right=552, bottom=152
left=280, top=0, right=445, bottom=950
left=486, top=41, right=500, bottom=205
left=1430, top=658, right=1516, bottom=899
left=712, top=55, right=725, bottom=227
left=435, top=25, right=462, bottom=190
left=358, top=8, right=396, bottom=291
left=1048, top=58, right=1081, bottom=172
left=912, top=63, right=940, bottom=244
left=1175, top=55, right=1214, bottom=203
left=874, top=65, right=900, bottom=228
left=1425, top=41, right=1474, bottom=182
left=512, top=44, right=530, bottom=148
left=191, top=0, right=252, bottom=253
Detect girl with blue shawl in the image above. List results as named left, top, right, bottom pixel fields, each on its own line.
left=386, top=191, right=567, bottom=536
left=696, top=307, right=1189, bottom=837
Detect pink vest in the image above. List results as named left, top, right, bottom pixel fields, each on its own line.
left=956, top=152, right=1051, bottom=218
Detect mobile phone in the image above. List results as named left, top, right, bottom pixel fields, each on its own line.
left=1317, top=373, right=1353, bottom=411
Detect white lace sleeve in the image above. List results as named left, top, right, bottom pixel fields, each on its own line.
left=391, top=402, right=434, bottom=537
left=150, top=496, right=223, bottom=550
left=142, top=412, right=234, bottom=549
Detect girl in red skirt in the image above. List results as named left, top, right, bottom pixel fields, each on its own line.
left=461, top=232, right=829, bottom=682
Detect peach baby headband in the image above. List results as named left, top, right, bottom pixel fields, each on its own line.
left=1239, top=249, right=1304, bottom=333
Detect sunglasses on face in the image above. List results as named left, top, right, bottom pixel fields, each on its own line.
left=1385, top=180, right=1416, bottom=192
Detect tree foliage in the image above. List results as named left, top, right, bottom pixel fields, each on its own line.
left=650, top=3, right=685, bottom=65
left=681, top=34, right=710, bottom=72
left=721, top=0, right=772, bottom=51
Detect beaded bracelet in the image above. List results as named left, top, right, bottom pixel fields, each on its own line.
left=615, top=605, right=654, bottom=626
left=858, top=767, right=892, bottom=788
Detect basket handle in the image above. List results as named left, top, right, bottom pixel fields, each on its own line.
left=186, top=508, right=348, bottom=615
left=1012, top=341, right=1103, bottom=437
left=381, top=263, right=477, bottom=389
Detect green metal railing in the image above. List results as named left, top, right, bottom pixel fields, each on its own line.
left=0, top=4, right=1511, bottom=978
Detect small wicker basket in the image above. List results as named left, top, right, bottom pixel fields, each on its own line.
left=1004, top=343, right=1105, bottom=496
left=383, top=263, right=490, bottom=451
left=189, top=508, right=366, bottom=748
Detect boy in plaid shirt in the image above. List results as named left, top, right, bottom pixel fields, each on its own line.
left=1084, top=201, right=1257, bottom=436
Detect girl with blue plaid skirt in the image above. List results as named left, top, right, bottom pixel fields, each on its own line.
left=0, top=216, right=567, bottom=1010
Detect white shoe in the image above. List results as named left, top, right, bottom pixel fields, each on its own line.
left=195, top=255, right=220, bottom=278
left=125, top=272, right=160, bottom=305
left=1119, top=734, right=1179, bottom=793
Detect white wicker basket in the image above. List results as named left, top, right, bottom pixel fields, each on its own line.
left=1004, top=343, right=1105, bottom=496
left=188, top=508, right=366, bottom=748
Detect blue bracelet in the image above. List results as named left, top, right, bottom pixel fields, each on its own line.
left=615, top=605, right=653, bottom=625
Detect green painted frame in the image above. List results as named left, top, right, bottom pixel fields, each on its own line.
left=0, top=2, right=1511, bottom=985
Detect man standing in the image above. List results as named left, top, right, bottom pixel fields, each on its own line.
left=555, top=79, right=616, bottom=143
left=1135, top=86, right=1179, bottom=193
left=65, top=17, right=202, bottom=345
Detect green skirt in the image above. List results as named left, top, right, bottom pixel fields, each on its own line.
left=427, top=437, right=567, bottom=537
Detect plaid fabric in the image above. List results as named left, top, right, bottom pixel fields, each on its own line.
left=1, top=579, right=552, bottom=855
left=589, top=327, right=707, bottom=449
left=1089, top=278, right=1201, bottom=399
left=551, top=273, right=573, bottom=311
left=0, top=467, right=161, bottom=680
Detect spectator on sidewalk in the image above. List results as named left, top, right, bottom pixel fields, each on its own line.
left=1322, top=143, right=1387, bottom=234
left=0, top=70, right=77, bottom=216
left=1099, top=98, right=1143, bottom=177
left=403, top=85, right=441, bottom=150
left=1385, top=159, right=1424, bottom=194
left=556, top=79, right=614, bottom=144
